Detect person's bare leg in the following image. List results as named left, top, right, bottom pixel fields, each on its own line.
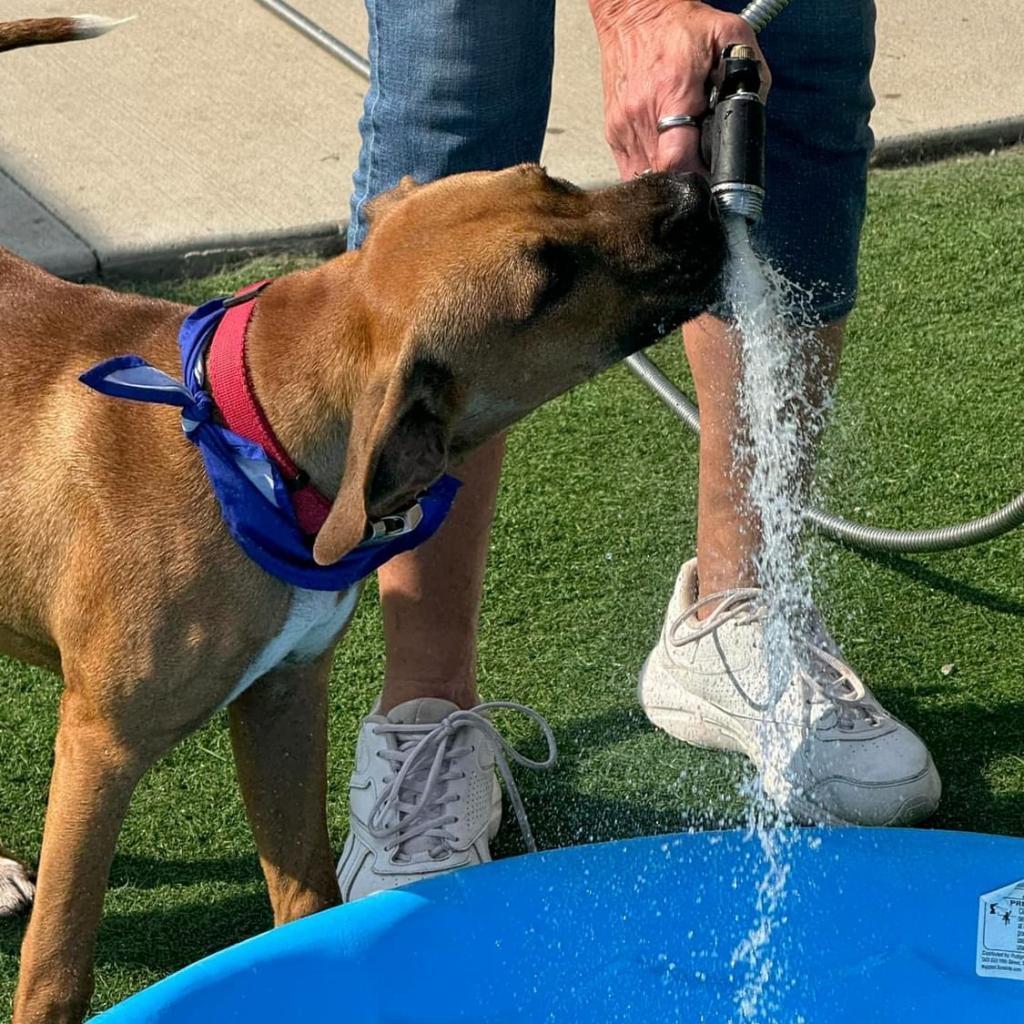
left=376, top=435, right=505, bottom=713
left=645, top=311, right=942, bottom=827
left=683, top=312, right=844, bottom=606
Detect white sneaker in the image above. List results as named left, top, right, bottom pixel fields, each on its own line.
left=337, top=697, right=556, bottom=902
left=639, top=559, right=941, bottom=826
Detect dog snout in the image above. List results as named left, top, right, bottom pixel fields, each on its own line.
left=652, top=172, right=718, bottom=250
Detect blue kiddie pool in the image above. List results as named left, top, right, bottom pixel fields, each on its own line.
left=95, top=828, right=1024, bottom=1022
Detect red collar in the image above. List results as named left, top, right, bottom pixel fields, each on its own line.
left=206, top=281, right=333, bottom=536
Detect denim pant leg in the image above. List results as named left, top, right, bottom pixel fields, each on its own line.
left=719, top=0, right=877, bottom=321
left=347, top=0, right=556, bottom=250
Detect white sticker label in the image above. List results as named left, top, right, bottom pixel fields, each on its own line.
left=978, top=878, right=1024, bottom=980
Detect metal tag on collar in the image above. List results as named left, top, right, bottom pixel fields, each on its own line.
left=364, top=500, right=424, bottom=544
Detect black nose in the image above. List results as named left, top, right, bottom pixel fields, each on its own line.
left=664, top=170, right=711, bottom=206
left=654, top=171, right=717, bottom=248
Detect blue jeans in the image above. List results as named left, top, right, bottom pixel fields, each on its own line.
left=347, top=0, right=555, bottom=248
left=348, top=0, right=875, bottom=321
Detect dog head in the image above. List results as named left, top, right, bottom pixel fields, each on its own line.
left=314, top=164, right=724, bottom=565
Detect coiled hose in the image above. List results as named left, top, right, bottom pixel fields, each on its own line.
left=259, top=0, right=1024, bottom=554
left=625, top=353, right=1024, bottom=553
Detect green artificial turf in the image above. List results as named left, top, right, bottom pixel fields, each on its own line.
left=2, top=147, right=1023, bottom=1017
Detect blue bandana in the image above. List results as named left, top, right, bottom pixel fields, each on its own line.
left=80, top=296, right=460, bottom=591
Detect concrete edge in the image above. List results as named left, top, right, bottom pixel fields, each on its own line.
left=56, top=119, right=1024, bottom=285
left=97, top=222, right=346, bottom=284
left=1, top=169, right=100, bottom=280
left=870, top=116, right=1024, bottom=168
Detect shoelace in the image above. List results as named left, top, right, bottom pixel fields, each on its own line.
left=367, top=701, right=557, bottom=861
left=669, top=588, right=881, bottom=731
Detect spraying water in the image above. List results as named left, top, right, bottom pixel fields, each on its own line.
left=725, top=218, right=820, bottom=721
left=722, top=214, right=828, bottom=1023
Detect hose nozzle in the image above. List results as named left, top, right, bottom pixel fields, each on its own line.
left=702, top=44, right=766, bottom=223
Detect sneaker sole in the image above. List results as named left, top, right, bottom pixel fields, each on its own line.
left=783, top=769, right=942, bottom=828
left=487, top=775, right=502, bottom=841
left=335, top=831, right=360, bottom=902
left=638, top=655, right=941, bottom=827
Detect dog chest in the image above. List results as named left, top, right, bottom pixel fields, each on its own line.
left=222, top=586, right=361, bottom=706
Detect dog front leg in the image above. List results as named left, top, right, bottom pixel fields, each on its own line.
left=228, top=654, right=339, bottom=925
left=13, top=695, right=149, bottom=1024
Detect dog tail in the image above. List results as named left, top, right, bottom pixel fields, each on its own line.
left=0, top=14, right=134, bottom=54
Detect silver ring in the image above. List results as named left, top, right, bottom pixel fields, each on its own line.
left=656, top=114, right=703, bottom=134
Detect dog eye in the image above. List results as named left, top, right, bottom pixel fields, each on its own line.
left=536, top=245, right=577, bottom=309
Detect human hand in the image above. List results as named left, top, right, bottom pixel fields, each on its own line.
left=589, top=0, right=769, bottom=180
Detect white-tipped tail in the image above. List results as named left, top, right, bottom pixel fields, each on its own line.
left=70, top=13, right=136, bottom=39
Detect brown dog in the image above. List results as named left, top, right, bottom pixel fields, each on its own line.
left=0, top=14, right=724, bottom=1023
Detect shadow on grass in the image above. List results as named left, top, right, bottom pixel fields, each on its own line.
left=0, top=855, right=270, bottom=980
left=491, top=704, right=748, bottom=858
left=895, top=692, right=1024, bottom=834
left=498, top=696, right=1022, bottom=845
left=106, top=852, right=262, bottom=890
left=92, top=892, right=273, bottom=976
left=855, top=549, right=1024, bottom=618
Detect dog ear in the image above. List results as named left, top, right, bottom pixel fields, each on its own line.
left=363, top=175, right=421, bottom=226
left=312, top=358, right=457, bottom=566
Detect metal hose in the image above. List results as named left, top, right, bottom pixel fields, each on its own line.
left=260, top=0, right=1024, bottom=554
left=625, top=354, right=1024, bottom=553
left=255, top=0, right=369, bottom=77
left=804, top=493, right=1024, bottom=553
left=739, top=0, right=794, bottom=33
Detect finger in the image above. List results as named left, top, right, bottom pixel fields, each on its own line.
left=608, top=116, right=653, bottom=181
left=755, top=42, right=772, bottom=99
left=620, top=148, right=653, bottom=181
left=713, top=15, right=772, bottom=96
left=613, top=146, right=651, bottom=182
left=610, top=146, right=632, bottom=180
left=618, top=98, right=660, bottom=178
left=714, top=13, right=760, bottom=53
left=651, top=75, right=709, bottom=175
left=654, top=123, right=705, bottom=176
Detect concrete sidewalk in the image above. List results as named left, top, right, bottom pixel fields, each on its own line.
left=1, top=0, right=1022, bottom=281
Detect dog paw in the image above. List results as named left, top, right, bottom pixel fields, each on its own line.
left=0, top=856, right=36, bottom=918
